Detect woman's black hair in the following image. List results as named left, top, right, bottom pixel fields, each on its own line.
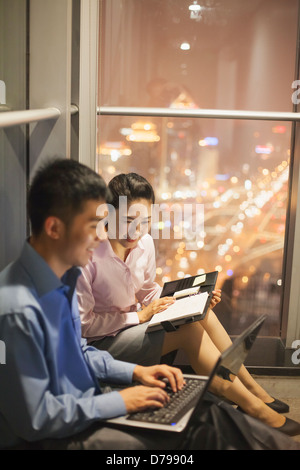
left=108, top=173, right=155, bottom=209
left=28, top=158, right=109, bottom=236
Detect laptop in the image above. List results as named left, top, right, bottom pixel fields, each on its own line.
left=103, top=314, right=266, bottom=433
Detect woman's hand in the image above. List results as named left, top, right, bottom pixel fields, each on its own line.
left=209, top=289, right=222, bottom=310
left=137, top=297, right=175, bottom=323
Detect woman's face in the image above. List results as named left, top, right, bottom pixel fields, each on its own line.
left=109, top=198, right=152, bottom=249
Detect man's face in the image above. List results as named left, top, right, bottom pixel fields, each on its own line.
left=59, top=199, right=106, bottom=268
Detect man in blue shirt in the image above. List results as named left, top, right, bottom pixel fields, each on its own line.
left=0, top=158, right=299, bottom=450
left=0, top=159, right=187, bottom=450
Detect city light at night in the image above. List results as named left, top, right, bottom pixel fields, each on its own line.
left=98, top=0, right=297, bottom=335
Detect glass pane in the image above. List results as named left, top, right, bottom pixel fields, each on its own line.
left=99, top=0, right=298, bottom=111
left=0, top=0, right=27, bottom=270
left=97, top=114, right=291, bottom=335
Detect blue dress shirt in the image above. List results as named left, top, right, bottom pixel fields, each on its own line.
left=0, top=242, right=136, bottom=449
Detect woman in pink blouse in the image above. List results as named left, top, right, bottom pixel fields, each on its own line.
left=77, top=173, right=290, bottom=432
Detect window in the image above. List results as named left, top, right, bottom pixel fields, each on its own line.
left=97, top=0, right=299, bottom=337
left=0, top=0, right=28, bottom=270
left=0, top=0, right=80, bottom=270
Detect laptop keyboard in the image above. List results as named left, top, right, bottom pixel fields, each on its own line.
left=127, top=378, right=206, bottom=425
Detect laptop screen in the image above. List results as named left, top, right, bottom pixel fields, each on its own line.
left=216, top=315, right=266, bottom=383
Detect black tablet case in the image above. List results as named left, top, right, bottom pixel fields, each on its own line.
left=147, top=271, right=218, bottom=333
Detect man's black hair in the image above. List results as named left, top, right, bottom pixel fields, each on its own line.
left=28, top=158, right=109, bottom=236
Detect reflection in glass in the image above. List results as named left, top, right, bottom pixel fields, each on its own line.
left=97, top=115, right=291, bottom=335
left=99, top=0, right=298, bottom=111
left=0, top=0, right=27, bottom=270
left=98, top=0, right=298, bottom=336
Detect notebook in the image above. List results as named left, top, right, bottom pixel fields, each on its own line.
left=146, top=271, right=218, bottom=333
left=103, top=314, right=266, bottom=433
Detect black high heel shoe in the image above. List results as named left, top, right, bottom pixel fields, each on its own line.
left=265, top=397, right=290, bottom=414
left=276, top=417, right=300, bottom=436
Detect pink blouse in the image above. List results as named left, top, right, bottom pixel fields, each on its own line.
left=76, top=234, right=162, bottom=341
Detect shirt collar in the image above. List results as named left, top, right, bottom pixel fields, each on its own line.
left=92, top=237, right=145, bottom=262
left=19, top=241, right=81, bottom=298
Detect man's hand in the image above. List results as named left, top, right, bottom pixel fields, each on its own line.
left=138, top=297, right=175, bottom=324
left=119, top=364, right=185, bottom=414
left=132, top=364, right=185, bottom=393
left=119, top=385, right=169, bottom=414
